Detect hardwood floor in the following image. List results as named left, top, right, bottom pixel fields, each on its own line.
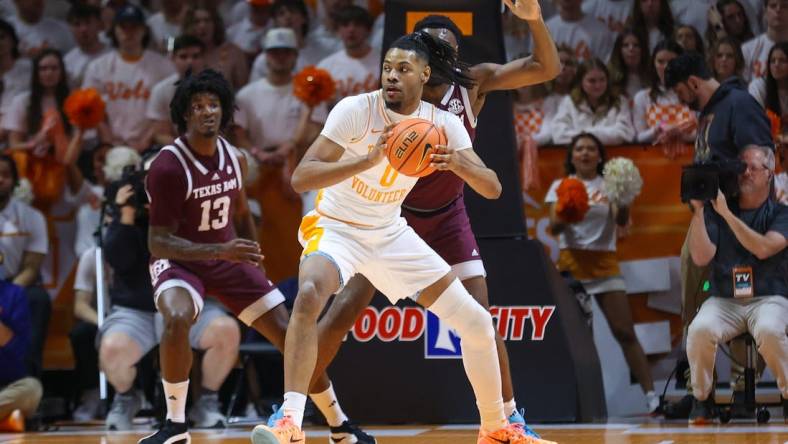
left=3, top=422, right=788, bottom=443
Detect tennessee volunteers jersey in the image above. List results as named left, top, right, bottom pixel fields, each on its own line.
left=315, top=90, right=472, bottom=228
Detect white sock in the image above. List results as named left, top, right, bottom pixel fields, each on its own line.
left=504, top=398, right=517, bottom=417
left=163, top=379, right=189, bottom=423
left=429, top=279, right=506, bottom=433
left=282, top=391, right=307, bottom=428
left=310, top=383, right=348, bottom=427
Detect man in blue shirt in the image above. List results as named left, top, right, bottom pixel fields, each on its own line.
left=0, top=280, right=42, bottom=431
left=686, top=145, right=788, bottom=424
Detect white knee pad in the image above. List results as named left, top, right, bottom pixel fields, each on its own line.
left=428, top=279, right=495, bottom=350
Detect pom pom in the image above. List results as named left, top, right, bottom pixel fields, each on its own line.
left=293, top=66, right=336, bottom=107
left=12, top=178, right=33, bottom=205
left=603, top=157, right=643, bottom=206
left=64, top=88, right=106, bottom=129
left=767, top=108, right=781, bottom=141
left=555, top=177, right=589, bottom=223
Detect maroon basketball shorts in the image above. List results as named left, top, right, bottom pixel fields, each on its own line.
left=403, top=198, right=486, bottom=281
left=149, top=258, right=285, bottom=325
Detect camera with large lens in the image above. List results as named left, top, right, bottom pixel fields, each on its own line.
left=105, top=164, right=149, bottom=218
left=680, top=158, right=745, bottom=202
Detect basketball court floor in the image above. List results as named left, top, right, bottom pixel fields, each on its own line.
left=3, top=420, right=788, bottom=443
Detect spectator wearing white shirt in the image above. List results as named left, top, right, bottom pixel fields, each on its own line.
left=608, top=29, right=650, bottom=99
left=674, top=24, right=706, bottom=58
left=0, top=19, right=30, bottom=132
left=551, top=44, right=578, bottom=98
left=234, top=28, right=327, bottom=212
left=2, top=49, right=85, bottom=166
left=310, top=0, right=351, bottom=56
left=64, top=3, right=109, bottom=89
left=73, top=143, right=109, bottom=260
left=749, top=42, right=788, bottom=132
left=317, top=5, right=379, bottom=103
left=544, top=0, right=614, bottom=62
left=630, top=0, right=674, bottom=55
left=742, top=0, right=788, bottom=82
left=553, top=58, right=635, bottom=146
left=146, top=35, right=205, bottom=146
left=181, top=2, right=248, bottom=91
left=82, top=4, right=175, bottom=152
left=582, top=0, right=632, bottom=34
left=9, top=0, right=74, bottom=58
left=513, top=83, right=557, bottom=146
left=709, top=36, right=745, bottom=82
left=0, top=155, right=49, bottom=378
left=672, top=0, right=762, bottom=37
left=146, top=0, right=185, bottom=53
left=250, top=0, right=335, bottom=82
left=227, top=0, right=271, bottom=58
left=707, top=0, right=756, bottom=47
left=632, top=40, right=696, bottom=145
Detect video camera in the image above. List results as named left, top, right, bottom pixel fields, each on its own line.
left=680, top=159, right=745, bottom=203
left=104, top=164, right=148, bottom=218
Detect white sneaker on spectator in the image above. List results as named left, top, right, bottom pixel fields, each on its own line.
left=189, top=393, right=226, bottom=428
left=106, top=390, right=142, bottom=431
left=73, top=388, right=101, bottom=421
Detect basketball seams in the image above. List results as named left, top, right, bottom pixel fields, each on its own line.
left=388, top=120, right=427, bottom=169
left=397, top=125, right=432, bottom=172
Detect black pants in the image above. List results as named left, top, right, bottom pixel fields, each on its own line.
left=69, top=321, right=99, bottom=398
left=24, top=286, right=51, bottom=378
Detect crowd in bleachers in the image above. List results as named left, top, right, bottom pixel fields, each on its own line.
left=0, top=0, right=787, bottom=432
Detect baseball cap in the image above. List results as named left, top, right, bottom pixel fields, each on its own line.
left=113, top=4, right=145, bottom=25
left=263, top=28, right=297, bottom=51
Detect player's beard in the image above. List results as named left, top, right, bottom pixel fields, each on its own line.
left=385, top=98, right=403, bottom=113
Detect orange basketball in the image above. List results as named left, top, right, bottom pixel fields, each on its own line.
left=386, top=118, right=446, bottom=177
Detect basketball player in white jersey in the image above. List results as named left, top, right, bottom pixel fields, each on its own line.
left=251, top=32, right=553, bottom=444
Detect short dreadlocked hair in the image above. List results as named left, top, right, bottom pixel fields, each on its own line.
left=170, top=69, right=235, bottom=135
left=388, top=31, right=475, bottom=89
left=413, top=15, right=462, bottom=42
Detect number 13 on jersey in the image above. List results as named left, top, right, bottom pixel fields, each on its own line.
left=198, top=196, right=231, bottom=231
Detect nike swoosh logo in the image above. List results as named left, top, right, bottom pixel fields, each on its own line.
left=488, top=438, right=510, bottom=444
left=290, top=437, right=304, bottom=443
left=416, top=143, right=432, bottom=168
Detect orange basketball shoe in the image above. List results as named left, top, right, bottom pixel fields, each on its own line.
left=251, top=417, right=305, bottom=444
left=0, top=409, right=24, bottom=432
left=478, top=423, right=558, bottom=444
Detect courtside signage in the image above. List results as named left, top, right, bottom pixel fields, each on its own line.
left=348, top=305, right=556, bottom=359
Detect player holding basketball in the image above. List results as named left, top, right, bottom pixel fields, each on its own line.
left=139, top=70, right=375, bottom=444
left=251, top=31, right=554, bottom=444
left=313, top=0, right=560, bottom=439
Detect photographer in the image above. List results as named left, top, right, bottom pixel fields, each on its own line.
left=686, top=145, right=788, bottom=424
left=97, top=147, right=239, bottom=430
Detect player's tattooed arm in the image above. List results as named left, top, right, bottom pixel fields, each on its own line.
left=472, top=0, right=560, bottom=95
left=291, top=126, right=394, bottom=192
left=148, top=224, right=263, bottom=266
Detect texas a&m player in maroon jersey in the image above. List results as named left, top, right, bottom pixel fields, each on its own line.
left=139, top=70, right=375, bottom=444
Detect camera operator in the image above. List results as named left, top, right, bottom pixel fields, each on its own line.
left=97, top=148, right=239, bottom=431
left=685, top=145, right=788, bottom=424
left=664, top=51, right=777, bottom=416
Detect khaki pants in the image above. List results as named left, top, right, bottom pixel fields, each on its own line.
left=687, top=296, right=788, bottom=401
left=680, top=235, right=711, bottom=326
left=0, top=377, right=42, bottom=418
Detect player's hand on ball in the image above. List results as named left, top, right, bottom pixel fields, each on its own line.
left=505, top=0, right=541, bottom=21
left=218, top=238, right=264, bottom=266
left=430, top=145, right=458, bottom=171
left=367, top=123, right=394, bottom=166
